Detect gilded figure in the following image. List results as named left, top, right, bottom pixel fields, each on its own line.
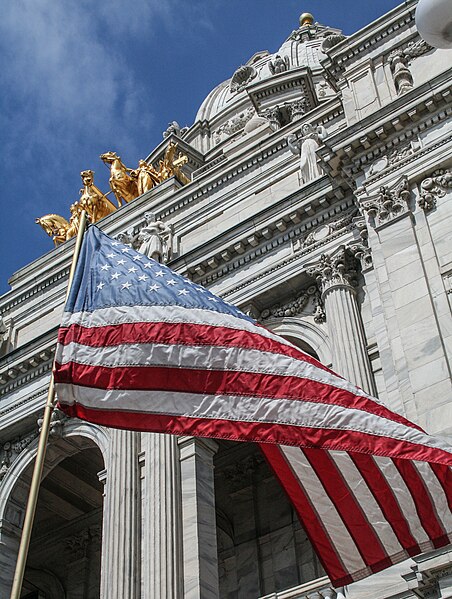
left=35, top=214, right=70, bottom=246
left=79, top=170, right=116, bottom=222
left=131, top=160, right=160, bottom=196
left=158, top=142, right=190, bottom=185
left=100, top=151, right=138, bottom=206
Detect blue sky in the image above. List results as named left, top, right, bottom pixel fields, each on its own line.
left=0, top=0, right=402, bottom=295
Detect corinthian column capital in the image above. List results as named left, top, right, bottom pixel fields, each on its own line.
left=306, top=246, right=358, bottom=296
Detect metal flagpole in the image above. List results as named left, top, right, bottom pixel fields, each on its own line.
left=10, top=210, right=88, bottom=599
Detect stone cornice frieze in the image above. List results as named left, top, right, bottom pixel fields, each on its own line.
left=220, top=208, right=359, bottom=302
left=318, top=75, right=452, bottom=180
left=0, top=328, right=56, bottom=395
left=321, top=2, right=416, bottom=79
left=183, top=192, right=354, bottom=287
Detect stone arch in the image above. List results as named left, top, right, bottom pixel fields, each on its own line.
left=265, top=316, right=332, bottom=366
left=0, top=419, right=109, bottom=598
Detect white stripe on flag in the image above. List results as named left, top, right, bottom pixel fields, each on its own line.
left=373, top=456, right=431, bottom=546
left=281, top=445, right=367, bottom=575
left=414, top=461, right=452, bottom=532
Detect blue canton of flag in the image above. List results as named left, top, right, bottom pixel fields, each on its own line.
left=66, top=225, right=254, bottom=322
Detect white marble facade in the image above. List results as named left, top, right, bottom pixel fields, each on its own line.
left=1, top=1, right=452, bottom=597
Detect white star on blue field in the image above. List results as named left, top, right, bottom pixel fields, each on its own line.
left=0, top=0, right=402, bottom=294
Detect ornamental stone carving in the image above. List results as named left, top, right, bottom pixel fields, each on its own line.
left=230, top=65, right=257, bottom=93
left=307, top=247, right=358, bottom=295
left=321, top=33, right=347, bottom=52
left=260, top=106, right=283, bottom=131
left=260, top=285, right=325, bottom=322
left=213, top=107, right=255, bottom=144
left=296, top=211, right=356, bottom=251
left=269, top=54, right=290, bottom=75
left=361, top=176, right=411, bottom=228
left=419, top=169, right=452, bottom=212
left=388, top=39, right=432, bottom=96
left=0, top=430, right=39, bottom=481
left=286, top=98, right=308, bottom=122
left=37, top=408, right=67, bottom=438
left=66, top=529, right=90, bottom=559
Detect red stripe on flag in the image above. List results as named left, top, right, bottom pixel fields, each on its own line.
left=393, top=458, right=449, bottom=547
left=302, top=448, right=391, bottom=572
left=54, top=357, right=423, bottom=432
left=55, top=394, right=452, bottom=465
left=430, top=462, right=452, bottom=512
left=256, top=444, right=353, bottom=587
left=58, top=321, right=331, bottom=371
left=350, top=453, right=421, bottom=556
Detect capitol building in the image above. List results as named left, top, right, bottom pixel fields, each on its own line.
left=1, top=1, right=451, bottom=597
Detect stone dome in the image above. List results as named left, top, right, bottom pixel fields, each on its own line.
left=194, top=18, right=343, bottom=125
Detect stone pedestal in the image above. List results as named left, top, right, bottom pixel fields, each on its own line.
left=143, top=433, right=183, bottom=599
left=100, top=429, right=139, bottom=599
left=178, top=437, right=219, bottom=599
left=309, top=247, right=376, bottom=395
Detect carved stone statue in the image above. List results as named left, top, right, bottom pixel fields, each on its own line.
left=100, top=151, right=138, bottom=206
left=269, top=54, right=290, bottom=75
left=137, top=213, right=172, bottom=263
left=35, top=214, right=70, bottom=246
left=131, top=160, right=160, bottom=196
left=79, top=170, right=116, bottom=223
left=163, top=121, right=189, bottom=139
left=287, top=123, right=328, bottom=184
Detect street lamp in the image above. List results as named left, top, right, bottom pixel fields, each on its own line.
left=416, top=0, right=452, bottom=49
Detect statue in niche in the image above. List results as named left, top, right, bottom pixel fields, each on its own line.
left=79, top=170, right=116, bottom=222
left=100, top=151, right=138, bottom=206
left=137, top=212, right=172, bottom=263
left=287, top=123, right=328, bottom=184
left=130, top=160, right=160, bottom=196
left=269, top=54, right=290, bottom=75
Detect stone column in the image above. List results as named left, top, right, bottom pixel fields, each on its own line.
left=0, top=520, right=20, bottom=597
left=143, top=433, right=183, bottom=599
left=308, top=246, right=376, bottom=395
left=178, top=437, right=219, bottom=599
left=101, top=429, right=139, bottom=599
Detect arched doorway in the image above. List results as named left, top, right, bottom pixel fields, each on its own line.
left=1, top=432, right=105, bottom=599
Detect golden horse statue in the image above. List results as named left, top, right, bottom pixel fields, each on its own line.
left=35, top=214, right=70, bottom=246
left=79, top=170, right=116, bottom=222
left=100, top=151, right=138, bottom=206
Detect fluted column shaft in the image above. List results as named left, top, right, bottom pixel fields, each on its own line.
left=309, top=247, right=375, bottom=395
left=323, top=283, right=375, bottom=395
left=178, top=437, right=219, bottom=599
left=101, top=429, right=139, bottom=599
left=143, top=433, right=183, bottom=599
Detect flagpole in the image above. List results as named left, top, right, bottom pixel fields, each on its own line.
left=10, top=211, right=88, bottom=599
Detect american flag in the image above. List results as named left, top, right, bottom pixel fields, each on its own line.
left=54, top=225, right=452, bottom=587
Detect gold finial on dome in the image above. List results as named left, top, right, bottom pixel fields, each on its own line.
left=299, top=12, right=314, bottom=27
